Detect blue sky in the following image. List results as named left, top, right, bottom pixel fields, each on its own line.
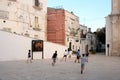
left=48, top=0, right=111, bottom=32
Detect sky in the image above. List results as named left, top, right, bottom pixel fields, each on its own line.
left=48, top=0, right=111, bottom=32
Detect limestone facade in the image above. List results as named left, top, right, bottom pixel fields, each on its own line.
left=65, top=10, right=80, bottom=51
left=80, top=25, right=96, bottom=54
left=106, top=0, right=120, bottom=56
left=0, top=0, right=47, bottom=40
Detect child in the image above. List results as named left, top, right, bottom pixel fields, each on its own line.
left=27, top=50, right=32, bottom=63
left=61, top=50, right=68, bottom=61
left=81, top=54, right=87, bottom=74
left=85, top=51, right=89, bottom=62
left=74, top=49, right=80, bottom=63
left=68, top=49, right=72, bottom=58
left=52, top=51, right=58, bottom=66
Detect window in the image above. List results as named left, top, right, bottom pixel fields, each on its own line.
left=33, top=16, right=41, bottom=31
left=76, top=40, right=79, bottom=42
left=35, top=16, right=39, bottom=28
left=67, top=37, right=69, bottom=42
left=73, top=45, right=74, bottom=49
left=35, top=16, right=38, bottom=23
left=33, top=0, right=43, bottom=10
left=35, top=0, right=39, bottom=7
left=81, top=30, right=83, bottom=38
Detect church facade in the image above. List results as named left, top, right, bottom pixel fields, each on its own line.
left=106, top=0, right=120, bottom=56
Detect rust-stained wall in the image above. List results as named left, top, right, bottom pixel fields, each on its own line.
left=47, top=8, right=80, bottom=51
left=47, top=8, right=65, bottom=45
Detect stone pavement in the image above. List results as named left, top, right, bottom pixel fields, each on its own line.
left=0, top=54, right=120, bottom=80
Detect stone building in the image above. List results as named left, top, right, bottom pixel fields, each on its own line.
left=106, top=0, right=120, bottom=56
left=0, top=0, right=69, bottom=61
left=80, top=25, right=96, bottom=54
left=0, top=0, right=47, bottom=40
left=47, top=7, right=80, bottom=51
left=79, top=24, right=87, bottom=54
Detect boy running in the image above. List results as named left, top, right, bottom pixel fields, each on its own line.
left=52, top=51, right=58, bottom=66
left=81, top=54, right=87, bottom=74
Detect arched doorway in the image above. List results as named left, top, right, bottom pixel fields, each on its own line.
left=69, top=42, right=72, bottom=50
left=85, top=45, right=88, bottom=53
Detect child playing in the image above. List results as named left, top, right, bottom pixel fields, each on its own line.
left=61, top=49, right=68, bottom=61
left=68, top=49, right=72, bottom=58
left=81, top=54, right=87, bottom=74
left=52, top=50, right=58, bottom=66
left=74, top=49, right=80, bottom=63
left=27, top=50, right=32, bottom=63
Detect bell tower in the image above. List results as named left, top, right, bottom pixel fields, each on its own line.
left=106, top=0, right=120, bottom=56
left=112, top=0, right=120, bottom=14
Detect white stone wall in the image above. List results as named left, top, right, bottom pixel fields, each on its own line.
left=65, top=11, right=80, bottom=51
left=0, top=30, right=67, bottom=61
left=112, top=0, right=120, bottom=14
left=80, top=25, right=87, bottom=54
left=106, top=0, right=120, bottom=56
left=105, top=16, right=112, bottom=56
left=0, top=0, right=47, bottom=40
left=80, top=25, right=96, bottom=54
left=86, top=33, right=92, bottom=51
left=80, top=25, right=87, bottom=35
left=80, top=39, right=86, bottom=54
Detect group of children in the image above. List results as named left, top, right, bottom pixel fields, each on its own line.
left=52, top=49, right=89, bottom=74
left=27, top=49, right=89, bottom=74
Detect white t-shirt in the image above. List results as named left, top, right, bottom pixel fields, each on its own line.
left=64, top=51, right=68, bottom=55
left=68, top=50, right=72, bottom=55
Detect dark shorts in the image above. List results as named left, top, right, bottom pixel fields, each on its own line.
left=77, top=55, right=80, bottom=59
left=64, top=55, right=67, bottom=57
left=53, top=58, right=56, bottom=62
left=81, top=64, right=85, bottom=68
